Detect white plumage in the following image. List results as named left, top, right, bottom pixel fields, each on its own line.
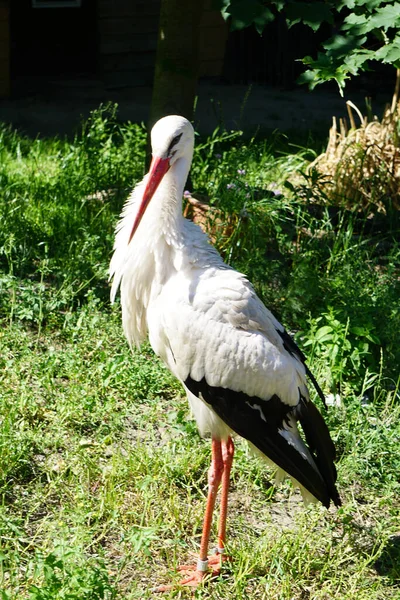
left=110, top=115, right=340, bottom=588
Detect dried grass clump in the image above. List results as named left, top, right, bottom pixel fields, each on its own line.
left=308, top=70, right=400, bottom=213
left=183, top=193, right=238, bottom=249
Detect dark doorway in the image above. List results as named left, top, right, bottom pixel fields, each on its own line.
left=10, top=0, right=97, bottom=83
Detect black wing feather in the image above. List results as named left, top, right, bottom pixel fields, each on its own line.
left=277, top=328, right=327, bottom=408
left=185, top=376, right=340, bottom=508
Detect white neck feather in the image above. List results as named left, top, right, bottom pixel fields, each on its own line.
left=110, top=153, right=218, bottom=348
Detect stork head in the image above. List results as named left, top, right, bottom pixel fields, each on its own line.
left=151, top=115, right=195, bottom=166
left=128, top=115, right=195, bottom=243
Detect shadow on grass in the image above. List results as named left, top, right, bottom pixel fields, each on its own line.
left=374, top=534, right=400, bottom=582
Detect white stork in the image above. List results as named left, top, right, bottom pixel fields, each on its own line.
left=110, top=115, right=341, bottom=589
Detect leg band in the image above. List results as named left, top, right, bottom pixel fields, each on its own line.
left=196, top=558, right=209, bottom=572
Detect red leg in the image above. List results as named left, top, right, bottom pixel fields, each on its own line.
left=156, top=438, right=224, bottom=591
left=198, top=438, right=224, bottom=565
left=218, top=436, right=234, bottom=553
left=206, top=436, right=235, bottom=571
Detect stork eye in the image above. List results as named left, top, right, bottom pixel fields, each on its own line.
left=167, top=133, right=183, bottom=156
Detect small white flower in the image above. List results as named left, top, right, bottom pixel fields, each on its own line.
left=326, top=393, right=341, bottom=407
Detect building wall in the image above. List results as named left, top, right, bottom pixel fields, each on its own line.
left=97, top=0, right=161, bottom=87
left=0, top=0, right=10, bottom=97
left=199, top=2, right=228, bottom=78
left=97, top=0, right=227, bottom=88
left=10, top=0, right=97, bottom=80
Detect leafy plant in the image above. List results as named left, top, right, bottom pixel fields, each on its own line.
left=28, top=549, right=117, bottom=600
left=300, top=309, right=381, bottom=395
left=217, top=0, right=400, bottom=92
left=300, top=2, right=400, bottom=92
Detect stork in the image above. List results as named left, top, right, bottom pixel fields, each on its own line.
left=110, top=115, right=341, bottom=589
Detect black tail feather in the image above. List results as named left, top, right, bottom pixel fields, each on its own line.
left=295, top=395, right=341, bottom=507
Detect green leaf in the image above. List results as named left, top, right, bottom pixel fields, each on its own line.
left=342, top=13, right=371, bottom=36
left=222, top=0, right=275, bottom=34
left=343, top=4, right=400, bottom=35
left=212, top=0, right=230, bottom=12
left=371, top=4, right=400, bottom=30
left=375, top=37, right=400, bottom=63
left=337, top=0, right=357, bottom=9
left=297, top=69, right=317, bottom=85
left=323, top=35, right=367, bottom=59
left=350, top=326, right=381, bottom=344
left=352, top=0, right=387, bottom=10
left=286, top=2, right=334, bottom=32
left=298, top=52, right=352, bottom=93
left=351, top=326, right=369, bottom=336
left=331, top=343, right=340, bottom=361
left=315, top=325, right=334, bottom=342
left=270, top=0, right=285, bottom=9
left=343, top=49, right=375, bottom=74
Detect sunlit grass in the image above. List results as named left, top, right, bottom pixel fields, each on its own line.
left=0, top=105, right=399, bottom=599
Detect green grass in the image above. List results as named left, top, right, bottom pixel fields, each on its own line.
left=1, top=105, right=399, bottom=599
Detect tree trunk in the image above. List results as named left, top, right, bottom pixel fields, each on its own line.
left=149, top=0, right=204, bottom=129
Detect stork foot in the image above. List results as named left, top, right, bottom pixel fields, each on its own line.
left=154, top=569, right=207, bottom=592
left=154, top=552, right=232, bottom=592
left=178, top=550, right=231, bottom=573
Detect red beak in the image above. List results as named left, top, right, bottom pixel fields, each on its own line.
left=128, top=156, right=170, bottom=243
